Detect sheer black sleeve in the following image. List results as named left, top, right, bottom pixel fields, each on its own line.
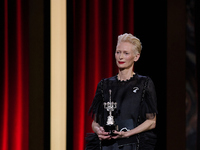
left=88, top=80, right=104, bottom=126
left=142, top=77, right=158, bottom=119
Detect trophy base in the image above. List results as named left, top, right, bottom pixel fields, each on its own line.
left=104, top=124, right=117, bottom=136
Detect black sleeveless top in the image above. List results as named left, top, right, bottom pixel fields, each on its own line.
left=89, top=74, right=158, bottom=149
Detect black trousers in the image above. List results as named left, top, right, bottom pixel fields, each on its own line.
left=102, top=142, right=136, bottom=150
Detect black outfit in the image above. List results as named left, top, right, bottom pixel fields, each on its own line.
left=88, top=74, right=158, bottom=150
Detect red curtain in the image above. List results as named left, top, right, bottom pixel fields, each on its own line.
left=0, top=0, right=29, bottom=150
left=73, top=0, right=134, bottom=149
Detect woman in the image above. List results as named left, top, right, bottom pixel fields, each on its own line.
left=88, top=33, right=157, bottom=150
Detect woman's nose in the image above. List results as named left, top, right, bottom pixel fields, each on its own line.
left=119, top=53, right=123, bottom=59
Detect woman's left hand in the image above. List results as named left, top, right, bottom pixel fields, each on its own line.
left=111, top=130, right=129, bottom=139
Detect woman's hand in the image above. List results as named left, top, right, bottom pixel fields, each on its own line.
left=111, top=115, right=157, bottom=139
left=111, top=130, right=130, bottom=139
left=96, top=126, right=111, bottom=140
left=92, top=121, right=111, bottom=140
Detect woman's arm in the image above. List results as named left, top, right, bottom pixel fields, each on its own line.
left=92, top=120, right=111, bottom=140
left=112, top=115, right=156, bottom=139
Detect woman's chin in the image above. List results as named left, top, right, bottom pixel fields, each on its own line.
left=118, top=67, right=125, bottom=71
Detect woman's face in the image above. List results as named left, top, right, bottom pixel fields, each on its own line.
left=115, top=42, right=139, bottom=70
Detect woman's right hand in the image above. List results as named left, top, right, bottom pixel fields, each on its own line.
left=96, top=126, right=111, bottom=140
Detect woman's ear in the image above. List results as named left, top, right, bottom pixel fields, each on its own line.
left=134, top=53, right=140, bottom=62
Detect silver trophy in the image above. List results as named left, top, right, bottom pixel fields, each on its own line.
left=103, top=89, right=117, bottom=135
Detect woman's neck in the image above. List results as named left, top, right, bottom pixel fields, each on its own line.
left=118, top=69, right=135, bottom=81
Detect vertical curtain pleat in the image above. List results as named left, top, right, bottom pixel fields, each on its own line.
left=73, top=0, right=87, bottom=149
left=73, top=0, right=134, bottom=149
left=2, top=0, right=9, bottom=149
left=0, top=0, right=29, bottom=149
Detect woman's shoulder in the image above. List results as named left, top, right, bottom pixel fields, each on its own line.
left=136, top=74, right=146, bottom=79
left=100, top=75, right=117, bottom=82
left=96, top=76, right=117, bottom=87
left=136, top=74, right=156, bottom=91
left=136, top=73, right=153, bottom=82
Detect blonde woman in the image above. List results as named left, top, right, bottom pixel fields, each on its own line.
left=88, top=33, right=157, bottom=150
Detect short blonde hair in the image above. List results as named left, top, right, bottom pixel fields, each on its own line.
left=117, top=33, right=142, bottom=54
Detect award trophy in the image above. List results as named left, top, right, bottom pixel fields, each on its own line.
left=103, top=89, right=117, bottom=135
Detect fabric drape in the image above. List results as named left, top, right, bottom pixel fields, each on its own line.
left=73, top=0, right=134, bottom=149
left=0, top=0, right=29, bottom=150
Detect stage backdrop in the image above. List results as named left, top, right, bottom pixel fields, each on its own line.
left=0, top=0, right=29, bottom=150
left=73, top=0, right=134, bottom=149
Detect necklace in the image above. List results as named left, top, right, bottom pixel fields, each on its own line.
left=117, top=72, right=135, bottom=81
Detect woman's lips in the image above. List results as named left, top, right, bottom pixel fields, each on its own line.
left=118, top=61, right=125, bottom=64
